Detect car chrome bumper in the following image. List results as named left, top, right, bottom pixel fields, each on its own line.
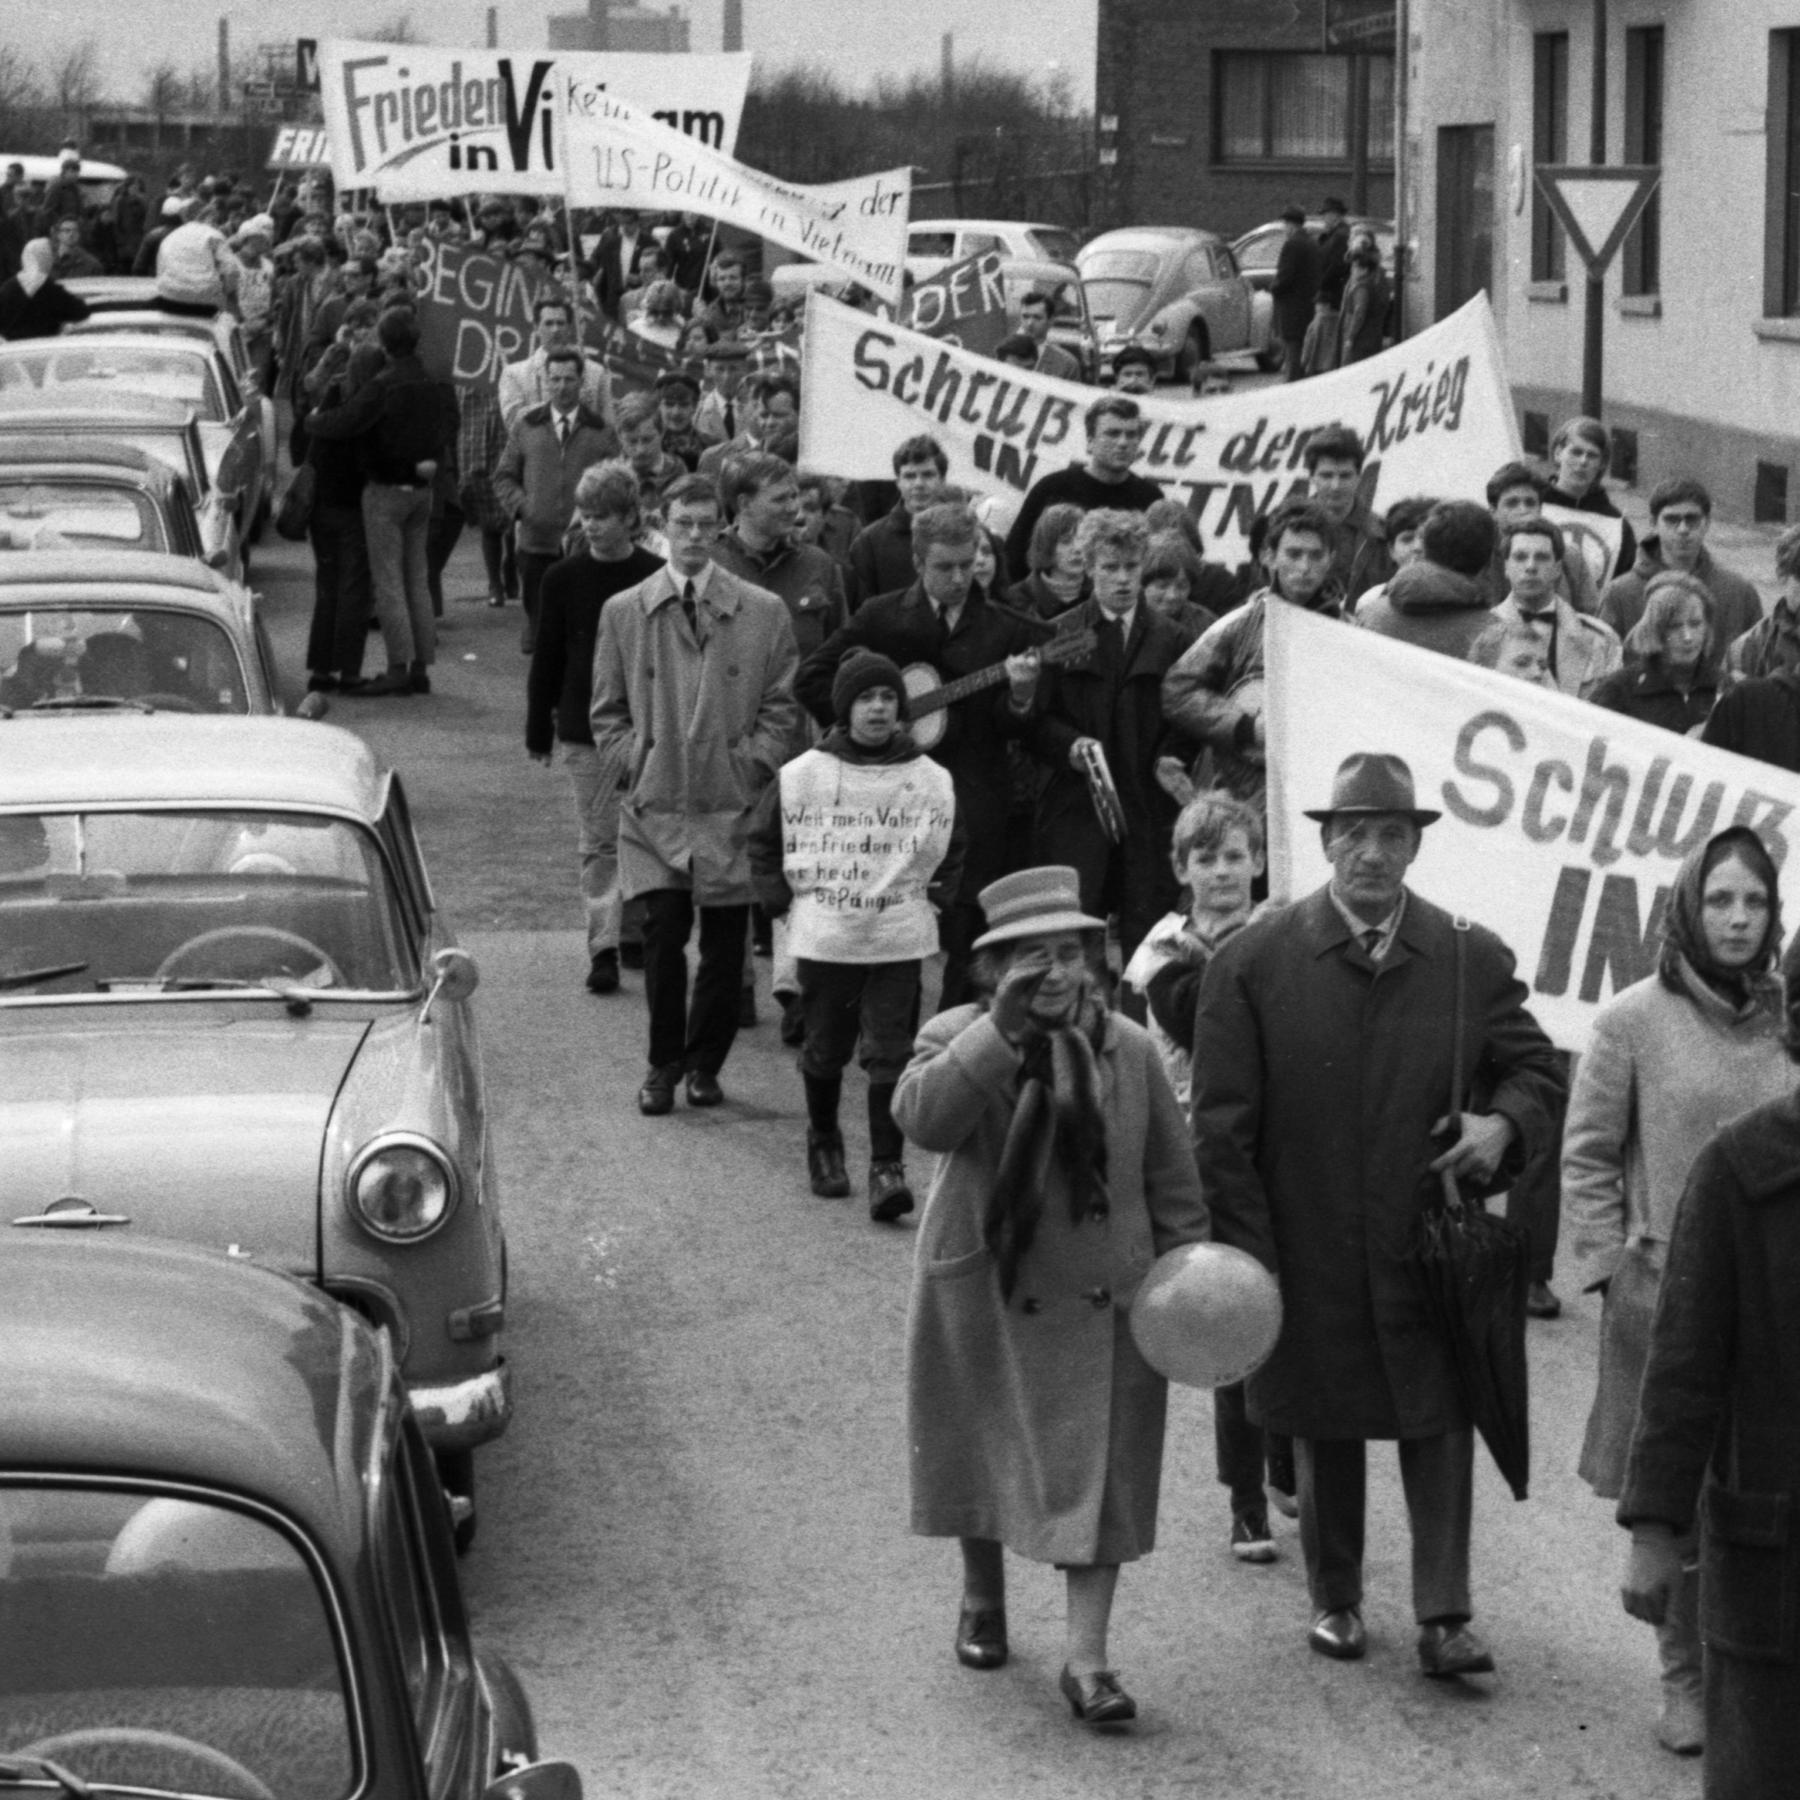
left=407, top=1357, right=512, bottom=1450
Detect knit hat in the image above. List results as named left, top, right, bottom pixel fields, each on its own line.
left=156, top=222, right=230, bottom=307
left=831, top=650, right=909, bottom=724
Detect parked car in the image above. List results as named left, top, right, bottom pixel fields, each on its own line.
left=0, top=395, right=245, bottom=579
left=0, top=716, right=511, bottom=1545
left=64, top=283, right=279, bottom=517
left=1078, top=226, right=1279, bottom=383
left=0, top=1230, right=576, bottom=1800
left=0, top=549, right=284, bottom=716
left=0, top=152, right=127, bottom=212
left=1230, top=214, right=1397, bottom=293
left=0, top=436, right=215, bottom=562
left=0, top=335, right=265, bottom=556
left=999, top=257, right=1101, bottom=381
left=906, top=217, right=1083, bottom=282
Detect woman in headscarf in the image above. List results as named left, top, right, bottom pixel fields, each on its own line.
left=0, top=238, right=90, bottom=340
left=896, top=866, right=1208, bottom=1728
left=1562, top=824, right=1789, bottom=1757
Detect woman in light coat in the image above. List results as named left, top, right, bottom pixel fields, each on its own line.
left=897, top=865, right=1208, bottom=1729
left=1562, top=824, right=1789, bottom=1756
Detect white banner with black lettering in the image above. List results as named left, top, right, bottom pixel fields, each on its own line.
left=1263, top=601, right=1800, bottom=1053
left=319, top=40, right=751, bottom=198
left=561, top=78, right=909, bottom=305
left=800, top=292, right=1520, bottom=567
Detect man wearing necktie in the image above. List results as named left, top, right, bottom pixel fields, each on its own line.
left=590, top=473, right=800, bottom=1116
left=493, top=348, right=618, bottom=655
left=1192, top=752, right=1564, bottom=1681
left=1020, top=510, right=1197, bottom=999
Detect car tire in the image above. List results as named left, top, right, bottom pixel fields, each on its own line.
left=1177, top=322, right=1211, bottom=386
left=440, top=1447, right=477, bottom=1555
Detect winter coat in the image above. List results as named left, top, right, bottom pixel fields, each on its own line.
left=1327, top=500, right=1396, bottom=608
left=589, top=563, right=801, bottom=904
left=1725, top=599, right=1800, bottom=683
left=1022, top=599, right=1193, bottom=933
left=1598, top=538, right=1765, bottom=647
left=1355, top=560, right=1493, bottom=660
left=1337, top=265, right=1390, bottom=363
left=1561, top=969, right=1789, bottom=1496
left=1270, top=230, right=1322, bottom=341
left=492, top=405, right=619, bottom=557
left=1619, top=1092, right=1800, bottom=1793
left=1702, top=671, right=1800, bottom=772
left=1588, top=657, right=1721, bottom=737
left=747, top=728, right=961, bottom=962
left=898, top=1005, right=1209, bottom=1564
left=496, top=348, right=616, bottom=436
left=1489, top=593, right=1623, bottom=699
left=795, top=583, right=1035, bottom=891
left=1192, top=885, right=1564, bottom=1439
left=847, top=502, right=920, bottom=611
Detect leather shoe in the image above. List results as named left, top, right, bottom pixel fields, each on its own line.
left=954, top=1604, right=1007, bottom=1670
left=1308, top=1608, right=1367, bottom=1660
left=1059, top=1665, right=1136, bottom=1726
left=685, top=1069, right=723, bottom=1108
left=585, top=950, right=620, bottom=995
left=637, top=1063, right=679, bottom=1116
left=807, top=1132, right=850, bottom=1198
left=1417, top=1620, right=1494, bottom=1678
left=1526, top=1280, right=1562, bottom=1319
left=868, top=1161, right=914, bottom=1223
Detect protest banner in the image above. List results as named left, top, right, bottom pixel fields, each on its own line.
left=561, top=77, right=910, bottom=306
left=266, top=126, right=332, bottom=171
left=414, top=239, right=548, bottom=386
left=1262, top=601, right=1800, bottom=1052
left=320, top=40, right=751, bottom=199
left=800, top=291, right=1520, bottom=567
left=902, top=249, right=1008, bottom=354
left=1543, top=503, right=1625, bottom=589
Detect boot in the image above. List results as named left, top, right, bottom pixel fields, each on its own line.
left=1655, top=1565, right=1704, bottom=1755
left=807, top=1132, right=850, bottom=1198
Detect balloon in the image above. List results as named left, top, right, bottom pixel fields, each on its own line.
left=1129, top=1242, right=1282, bottom=1388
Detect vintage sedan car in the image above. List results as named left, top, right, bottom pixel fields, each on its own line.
left=0, top=716, right=510, bottom=1544
left=0, top=395, right=245, bottom=579
left=0, top=335, right=265, bottom=556
left=0, top=436, right=215, bottom=562
left=0, top=1230, right=577, bottom=1800
left=1078, top=225, right=1280, bottom=382
left=906, top=217, right=1082, bottom=282
left=0, top=549, right=283, bottom=715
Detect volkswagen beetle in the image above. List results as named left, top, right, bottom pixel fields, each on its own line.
left=0, top=716, right=509, bottom=1545
left=0, top=1231, right=575, bottom=1800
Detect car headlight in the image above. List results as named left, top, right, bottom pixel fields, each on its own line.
left=347, top=1135, right=459, bottom=1242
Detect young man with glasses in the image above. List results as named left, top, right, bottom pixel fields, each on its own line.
left=1599, top=477, right=1763, bottom=648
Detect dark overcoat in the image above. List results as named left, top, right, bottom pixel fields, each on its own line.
left=1191, top=885, right=1563, bottom=1440
left=1023, top=599, right=1193, bottom=949
left=1619, top=1094, right=1800, bottom=1797
left=796, top=584, right=1033, bottom=889
left=898, top=1006, right=1208, bottom=1565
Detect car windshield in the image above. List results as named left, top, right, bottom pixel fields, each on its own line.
left=0, top=809, right=416, bottom=996
left=0, top=347, right=218, bottom=418
left=1078, top=250, right=1160, bottom=285
left=1236, top=230, right=1282, bottom=274
left=0, top=484, right=165, bottom=552
left=0, top=1484, right=354, bottom=1800
left=1027, top=227, right=1081, bottom=264
left=0, top=609, right=246, bottom=713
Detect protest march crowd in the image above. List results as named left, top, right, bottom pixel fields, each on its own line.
left=10, top=123, right=1800, bottom=1791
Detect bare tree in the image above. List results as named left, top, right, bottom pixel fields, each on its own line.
left=48, top=39, right=100, bottom=136
left=143, top=63, right=184, bottom=123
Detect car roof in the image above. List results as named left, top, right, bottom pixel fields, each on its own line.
left=0, top=392, right=198, bottom=426
left=0, top=716, right=387, bottom=819
left=0, top=332, right=215, bottom=362
left=63, top=276, right=162, bottom=306
left=0, top=548, right=241, bottom=610
left=1080, top=227, right=1225, bottom=252
left=1, top=1233, right=387, bottom=1529
left=909, top=218, right=1059, bottom=234
left=0, top=436, right=180, bottom=485
left=998, top=257, right=1082, bottom=282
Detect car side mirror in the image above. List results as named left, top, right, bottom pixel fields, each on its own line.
left=422, top=946, right=479, bottom=1020
left=482, top=1763, right=581, bottom=1800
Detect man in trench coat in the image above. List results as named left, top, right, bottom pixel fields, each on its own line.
left=591, top=471, right=799, bottom=1116
left=1191, top=752, right=1563, bottom=1676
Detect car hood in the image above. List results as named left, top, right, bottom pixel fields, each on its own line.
left=0, top=1008, right=371, bottom=1272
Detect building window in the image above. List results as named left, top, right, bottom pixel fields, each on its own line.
left=1532, top=32, right=1569, bottom=283
left=1623, top=27, right=1663, bottom=296
left=1767, top=31, right=1800, bottom=317
left=1215, top=52, right=1394, bottom=164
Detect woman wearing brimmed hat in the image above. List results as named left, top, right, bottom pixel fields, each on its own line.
left=896, top=865, right=1208, bottom=1727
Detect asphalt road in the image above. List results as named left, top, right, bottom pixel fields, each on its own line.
left=254, top=525, right=1702, bottom=1800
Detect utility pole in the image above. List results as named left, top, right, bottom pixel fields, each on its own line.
left=1584, top=0, right=1606, bottom=419
left=218, top=17, right=231, bottom=119
left=723, top=0, right=743, bottom=53
left=942, top=32, right=954, bottom=100
left=487, top=7, right=498, bottom=49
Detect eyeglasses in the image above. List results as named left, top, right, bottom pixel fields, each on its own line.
left=664, top=514, right=719, bottom=537
left=1659, top=511, right=1706, bottom=530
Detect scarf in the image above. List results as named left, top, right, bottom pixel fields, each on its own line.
left=1657, top=824, right=1782, bottom=1011
left=983, top=996, right=1109, bottom=1301
left=16, top=240, right=52, bottom=298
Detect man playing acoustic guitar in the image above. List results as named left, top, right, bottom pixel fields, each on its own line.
left=797, top=502, right=1047, bottom=1009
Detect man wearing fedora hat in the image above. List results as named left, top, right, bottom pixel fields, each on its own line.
left=1192, top=751, right=1563, bottom=1678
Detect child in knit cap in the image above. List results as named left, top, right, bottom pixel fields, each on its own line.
left=750, top=650, right=964, bottom=1221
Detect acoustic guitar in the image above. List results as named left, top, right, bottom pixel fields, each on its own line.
left=902, top=628, right=1098, bottom=751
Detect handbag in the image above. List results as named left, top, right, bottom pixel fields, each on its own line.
left=273, top=460, right=316, bottom=541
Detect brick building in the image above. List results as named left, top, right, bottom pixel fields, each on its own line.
left=1095, top=0, right=1395, bottom=237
